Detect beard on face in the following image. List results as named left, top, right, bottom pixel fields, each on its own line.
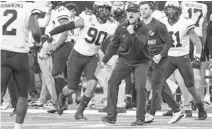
left=113, top=8, right=125, bottom=17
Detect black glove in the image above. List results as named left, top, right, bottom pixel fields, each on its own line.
left=46, top=50, right=54, bottom=56
left=40, top=34, right=50, bottom=43
left=40, top=34, right=54, bottom=44
left=192, top=57, right=201, bottom=69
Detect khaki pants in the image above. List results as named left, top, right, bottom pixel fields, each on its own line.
left=38, top=56, right=57, bottom=104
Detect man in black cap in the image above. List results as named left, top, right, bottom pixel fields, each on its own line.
left=100, top=3, right=150, bottom=126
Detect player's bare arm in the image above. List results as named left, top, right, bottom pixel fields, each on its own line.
left=29, top=13, right=41, bottom=43
left=188, top=27, right=202, bottom=67
left=49, top=19, right=69, bottom=54
left=188, top=28, right=202, bottom=58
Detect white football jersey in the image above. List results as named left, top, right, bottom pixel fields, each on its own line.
left=0, top=2, right=41, bottom=53
left=74, top=11, right=118, bottom=56
left=45, top=6, right=70, bottom=44
left=66, top=16, right=80, bottom=42
left=162, top=16, right=195, bottom=57
left=39, top=6, right=70, bottom=55
left=181, top=1, right=208, bottom=37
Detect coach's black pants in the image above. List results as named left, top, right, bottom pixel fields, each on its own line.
left=148, top=57, right=169, bottom=115
left=107, top=59, right=150, bottom=121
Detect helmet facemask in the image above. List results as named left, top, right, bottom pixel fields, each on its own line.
left=94, top=4, right=111, bottom=23
left=165, top=5, right=181, bottom=22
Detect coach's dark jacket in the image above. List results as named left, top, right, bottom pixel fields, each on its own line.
left=204, top=21, right=212, bottom=60
left=103, top=19, right=151, bottom=65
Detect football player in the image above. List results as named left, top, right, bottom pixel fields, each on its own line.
left=161, top=1, right=207, bottom=121
left=34, top=6, right=71, bottom=112
left=41, top=1, right=117, bottom=120
left=181, top=0, right=208, bottom=108
left=1, top=1, right=41, bottom=129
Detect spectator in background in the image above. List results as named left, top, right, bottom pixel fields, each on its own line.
left=206, top=14, right=212, bottom=70
left=31, top=5, right=69, bottom=110
left=204, top=13, right=212, bottom=105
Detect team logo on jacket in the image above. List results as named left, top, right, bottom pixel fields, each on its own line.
left=149, top=30, right=155, bottom=37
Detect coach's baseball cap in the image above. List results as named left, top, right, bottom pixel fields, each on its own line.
left=126, top=3, right=139, bottom=12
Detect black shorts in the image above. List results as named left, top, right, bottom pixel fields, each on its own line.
left=52, top=42, right=73, bottom=77
left=1, top=50, right=31, bottom=98
left=67, top=49, right=98, bottom=90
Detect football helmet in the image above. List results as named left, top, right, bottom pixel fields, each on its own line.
left=65, top=2, right=78, bottom=12
left=55, top=6, right=70, bottom=21
left=164, top=1, right=181, bottom=20
left=93, top=1, right=112, bottom=23
left=50, top=1, right=63, bottom=9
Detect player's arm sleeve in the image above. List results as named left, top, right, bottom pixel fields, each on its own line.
left=188, top=28, right=202, bottom=57
left=202, top=19, right=207, bottom=45
left=102, top=26, right=121, bottom=64
left=49, top=18, right=84, bottom=36
left=158, top=23, right=172, bottom=57
left=29, top=14, right=41, bottom=43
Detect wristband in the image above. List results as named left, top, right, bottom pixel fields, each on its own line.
left=46, top=33, right=51, bottom=37
left=195, top=54, right=201, bottom=59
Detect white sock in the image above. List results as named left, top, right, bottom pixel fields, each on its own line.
left=126, top=94, right=132, bottom=98
left=14, top=123, right=23, bottom=129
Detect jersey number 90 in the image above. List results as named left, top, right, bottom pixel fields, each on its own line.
left=85, top=27, right=108, bottom=46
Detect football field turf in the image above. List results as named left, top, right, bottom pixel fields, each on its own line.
left=1, top=106, right=212, bottom=129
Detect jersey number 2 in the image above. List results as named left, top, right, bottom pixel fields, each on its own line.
left=3, top=9, right=17, bottom=36
left=85, top=27, right=108, bottom=45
